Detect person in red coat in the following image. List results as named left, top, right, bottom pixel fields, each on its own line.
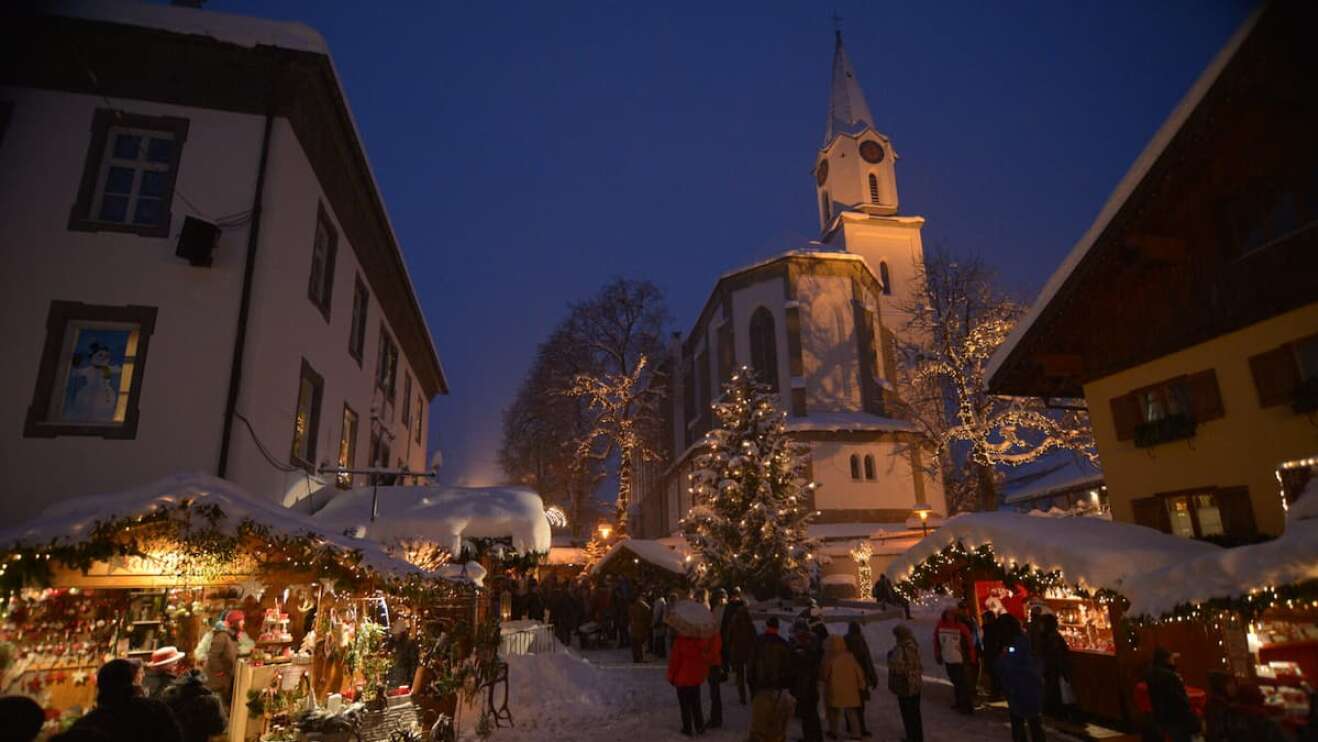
left=934, top=607, right=977, bottom=714
left=668, top=632, right=718, bottom=736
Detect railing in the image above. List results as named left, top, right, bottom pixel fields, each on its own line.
left=499, top=622, right=558, bottom=656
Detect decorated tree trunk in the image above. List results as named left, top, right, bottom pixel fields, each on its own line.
left=682, top=368, right=817, bottom=598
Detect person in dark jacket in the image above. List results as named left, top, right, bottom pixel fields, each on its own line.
left=723, top=588, right=757, bottom=705
left=843, top=621, right=878, bottom=738
left=980, top=610, right=1005, bottom=698
left=993, top=615, right=1045, bottom=742
left=526, top=577, right=545, bottom=622
left=747, top=617, right=793, bottom=740
left=1038, top=614, right=1073, bottom=720
left=790, top=619, right=824, bottom=742
left=887, top=624, right=924, bottom=742
left=159, top=669, right=227, bottom=742
left=0, top=695, right=44, bottom=742
left=1146, top=648, right=1200, bottom=742
left=70, top=659, right=183, bottom=742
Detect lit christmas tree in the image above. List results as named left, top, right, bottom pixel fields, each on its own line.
left=682, top=367, right=818, bottom=597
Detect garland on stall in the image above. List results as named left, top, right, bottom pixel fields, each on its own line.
left=891, top=541, right=1122, bottom=605
left=1128, top=579, right=1318, bottom=627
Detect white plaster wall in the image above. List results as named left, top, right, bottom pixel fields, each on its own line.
left=797, top=273, right=863, bottom=412
left=0, top=88, right=260, bottom=522
left=838, top=217, right=926, bottom=340
left=809, top=440, right=922, bottom=512
left=815, top=132, right=898, bottom=227
left=0, top=88, right=432, bottom=522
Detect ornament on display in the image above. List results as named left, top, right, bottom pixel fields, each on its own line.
left=237, top=580, right=268, bottom=601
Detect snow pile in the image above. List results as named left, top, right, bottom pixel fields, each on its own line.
left=0, top=472, right=422, bottom=577
left=313, top=484, right=551, bottom=556
left=1125, top=479, right=1318, bottom=618
left=504, top=651, right=658, bottom=734
left=883, top=511, right=1219, bottom=594
left=590, top=538, right=689, bottom=576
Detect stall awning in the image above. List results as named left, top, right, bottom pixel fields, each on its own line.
left=883, top=511, right=1219, bottom=595
left=591, top=539, right=690, bottom=577
left=0, top=472, right=426, bottom=578
left=1125, top=482, right=1318, bottom=618
left=312, top=484, right=551, bottom=556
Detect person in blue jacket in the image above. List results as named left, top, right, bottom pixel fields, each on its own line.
left=993, top=614, right=1046, bottom=742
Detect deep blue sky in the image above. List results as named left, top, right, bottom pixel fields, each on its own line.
left=213, top=0, right=1253, bottom=486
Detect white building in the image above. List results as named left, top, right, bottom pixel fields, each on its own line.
left=0, top=2, right=447, bottom=523
left=634, top=32, right=947, bottom=587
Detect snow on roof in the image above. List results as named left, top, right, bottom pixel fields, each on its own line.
left=44, top=0, right=328, bottom=53
left=590, top=539, right=689, bottom=576
left=0, top=472, right=423, bottom=577
left=1001, top=457, right=1104, bottom=505
left=984, top=8, right=1263, bottom=388
left=313, top=484, right=551, bottom=556
left=786, top=411, right=918, bottom=434
left=1125, top=479, right=1318, bottom=618
left=882, top=511, right=1219, bottom=595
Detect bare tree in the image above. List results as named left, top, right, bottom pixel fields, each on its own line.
left=500, top=278, right=669, bottom=537
left=895, top=247, right=1097, bottom=512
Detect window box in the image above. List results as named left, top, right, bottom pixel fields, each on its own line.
left=1134, top=412, right=1196, bottom=449
left=1292, top=377, right=1318, bottom=414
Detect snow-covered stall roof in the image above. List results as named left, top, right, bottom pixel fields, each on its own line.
left=590, top=539, right=690, bottom=577
left=1001, top=457, right=1104, bottom=506
left=883, top=511, right=1219, bottom=594
left=0, top=473, right=423, bottom=578
left=312, top=484, right=551, bottom=557
left=1125, top=480, right=1318, bottom=618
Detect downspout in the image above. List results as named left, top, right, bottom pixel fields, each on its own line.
left=217, top=100, right=276, bottom=478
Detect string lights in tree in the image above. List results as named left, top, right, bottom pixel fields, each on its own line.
left=850, top=541, right=874, bottom=600
left=681, top=368, right=817, bottom=597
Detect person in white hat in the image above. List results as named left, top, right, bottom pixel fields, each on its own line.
left=143, top=645, right=187, bottom=698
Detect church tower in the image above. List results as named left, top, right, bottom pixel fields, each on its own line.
left=815, top=30, right=927, bottom=338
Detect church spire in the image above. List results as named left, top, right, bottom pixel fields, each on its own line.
left=824, top=30, right=875, bottom=146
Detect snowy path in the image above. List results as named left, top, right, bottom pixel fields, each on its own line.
left=493, top=609, right=1089, bottom=742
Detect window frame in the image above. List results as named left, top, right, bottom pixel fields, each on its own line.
left=414, top=395, right=424, bottom=445
left=348, top=274, right=369, bottom=364
left=376, top=323, right=399, bottom=402
left=306, top=202, right=338, bottom=322
left=863, top=454, right=877, bottom=481
left=849, top=454, right=861, bottom=480
left=69, top=109, right=189, bottom=238
left=289, top=358, right=324, bottom=470
left=868, top=173, right=880, bottom=204
left=401, top=373, right=413, bottom=426
left=748, top=307, right=780, bottom=392
left=24, top=301, right=158, bottom=439
left=337, top=403, right=358, bottom=489
left=878, top=261, right=891, bottom=296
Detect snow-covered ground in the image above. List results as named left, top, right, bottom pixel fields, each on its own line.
left=494, top=604, right=1088, bottom=742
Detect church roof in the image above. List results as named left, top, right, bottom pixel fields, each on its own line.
left=824, top=31, right=876, bottom=146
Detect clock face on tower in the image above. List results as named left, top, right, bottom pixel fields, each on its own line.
left=860, top=140, right=885, bottom=164
left=815, top=159, right=829, bottom=186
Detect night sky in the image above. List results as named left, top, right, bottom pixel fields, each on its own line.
left=211, top=0, right=1253, bottom=486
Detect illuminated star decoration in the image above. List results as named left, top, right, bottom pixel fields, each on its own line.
left=236, top=580, right=267, bottom=601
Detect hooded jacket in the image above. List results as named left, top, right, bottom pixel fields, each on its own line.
left=821, top=635, right=866, bottom=709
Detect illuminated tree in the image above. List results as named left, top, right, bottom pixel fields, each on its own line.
left=682, top=369, right=817, bottom=597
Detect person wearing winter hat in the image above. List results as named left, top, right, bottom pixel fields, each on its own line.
left=143, top=646, right=187, bottom=698
left=204, top=612, right=242, bottom=705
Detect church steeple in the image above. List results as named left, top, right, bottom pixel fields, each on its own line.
left=825, top=30, right=875, bottom=146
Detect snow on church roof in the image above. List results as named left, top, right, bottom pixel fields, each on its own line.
left=883, top=511, right=1218, bottom=595
left=1124, top=479, right=1318, bottom=618
left=0, top=473, right=424, bottom=577
left=985, top=8, right=1262, bottom=389
left=312, top=484, right=551, bottom=557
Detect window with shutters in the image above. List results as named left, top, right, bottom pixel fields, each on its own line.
left=1110, top=369, right=1222, bottom=447
left=868, top=174, right=880, bottom=204
left=864, top=454, right=876, bottom=481
left=879, top=261, right=891, bottom=295
left=749, top=307, right=779, bottom=392
left=1131, top=488, right=1255, bottom=541
left=850, top=455, right=861, bottom=480
left=1250, top=334, right=1318, bottom=412
left=307, top=204, right=337, bottom=321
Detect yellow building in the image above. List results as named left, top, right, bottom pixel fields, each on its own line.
left=987, top=3, right=1318, bottom=542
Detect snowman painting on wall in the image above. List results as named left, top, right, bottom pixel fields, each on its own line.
left=58, top=325, right=134, bottom=423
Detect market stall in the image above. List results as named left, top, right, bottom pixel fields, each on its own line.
left=1124, top=476, right=1318, bottom=729
left=0, top=474, right=494, bottom=741
left=884, top=511, right=1219, bottom=724
left=589, top=538, right=691, bottom=587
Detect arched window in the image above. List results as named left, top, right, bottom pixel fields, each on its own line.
left=864, top=454, right=876, bottom=480
left=868, top=174, right=880, bottom=204
left=879, top=261, right=891, bottom=295
left=821, top=191, right=831, bottom=223
left=749, top=307, right=779, bottom=392
left=850, top=455, right=861, bottom=480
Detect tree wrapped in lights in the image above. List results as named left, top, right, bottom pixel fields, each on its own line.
left=682, top=368, right=817, bottom=598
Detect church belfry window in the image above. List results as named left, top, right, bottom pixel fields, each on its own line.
left=879, top=261, right=891, bottom=295
left=868, top=174, right=879, bottom=204
left=821, top=191, right=831, bottom=224
left=850, top=454, right=861, bottom=480
left=864, top=454, right=876, bottom=480
left=749, top=307, right=779, bottom=392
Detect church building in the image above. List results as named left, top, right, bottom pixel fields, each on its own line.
left=632, top=32, right=947, bottom=591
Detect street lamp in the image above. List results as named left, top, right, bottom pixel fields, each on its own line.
left=913, top=505, right=933, bottom=537
left=597, top=522, right=612, bottom=541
